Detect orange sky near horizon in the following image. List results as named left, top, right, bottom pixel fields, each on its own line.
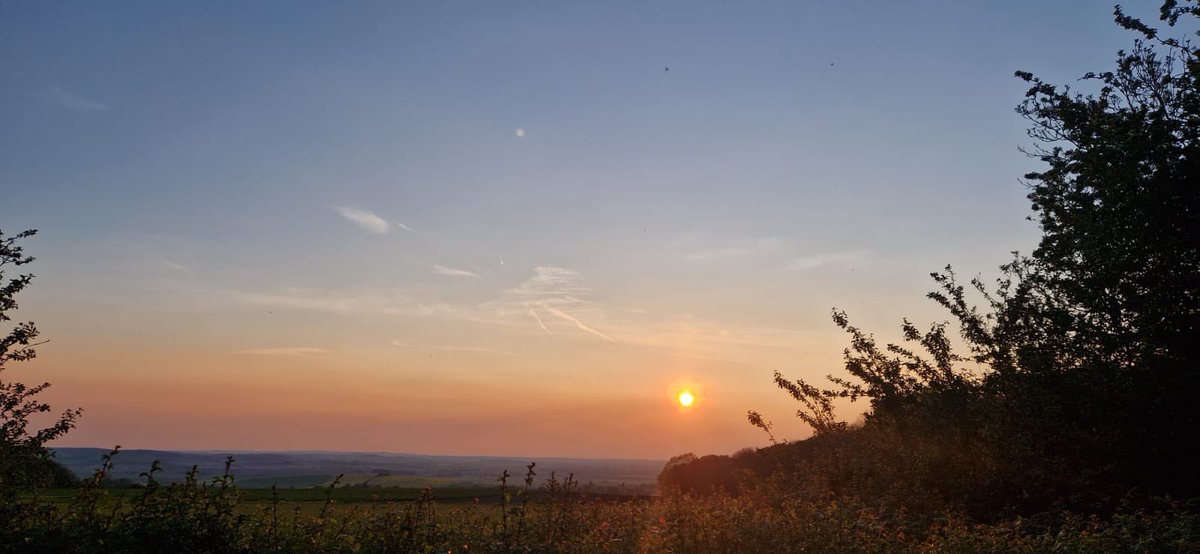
left=25, top=298, right=862, bottom=459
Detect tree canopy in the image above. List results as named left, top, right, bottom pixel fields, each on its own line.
left=1, top=229, right=81, bottom=502
left=731, top=1, right=1200, bottom=516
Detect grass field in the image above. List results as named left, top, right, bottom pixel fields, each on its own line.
left=13, top=482, right=1199, bottom=552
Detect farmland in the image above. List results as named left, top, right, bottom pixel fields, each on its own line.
left=50, top=448, right=661, bottom=494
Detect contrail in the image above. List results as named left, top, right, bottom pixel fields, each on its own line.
left=528, top=306, right=552, bottom=335
left=541, top=305, right=615, bottom=342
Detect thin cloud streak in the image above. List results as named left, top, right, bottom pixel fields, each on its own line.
left=185, top=277, right=817, bottom=361
left=396, top=222, right=416, bottom=234
left=683, top=237, right=785, bottom=262
left=44, top=86, right=109, bottom=111
left=489, top=266, right=614, bottom=341
left=191, top=263, right=816, bottom=354
left=162, top=260, right=189, bottom=273
left=789, top=250, right=867, bottom=270
left=502, top=266, right=593, bottom=305
left=233, top=347, right=330, bottom=355
left=335, top=206, right=390, bottom=234
left=529, top=307, right=552, bottom=334
left=221, top=266, right=797, bottom=351
left=541, top=304, right=615, bottom=342
left=391, top=340, right=513, bottom=355
left=432, top=264, right=479, bottom=278
left=231, top=289, right=472, bottom=319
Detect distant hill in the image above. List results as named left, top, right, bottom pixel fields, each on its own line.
left=51, top=448, right=665, bottom=490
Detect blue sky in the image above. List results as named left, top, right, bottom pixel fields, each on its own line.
left=0, top=1, right=1141, bottom=457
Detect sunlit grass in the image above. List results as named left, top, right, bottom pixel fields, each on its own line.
left=7, top=450, right=1198, bottom=553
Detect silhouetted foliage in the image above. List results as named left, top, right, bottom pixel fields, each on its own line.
left=25, top=455, right=80, bottom=489
left=700, top=0, right=1200, bottom=522
left=0, top=229, right=82, bottom=508
left=1000, top=1, right=1200, bottom=502
left=658, top=453, right=743, bottom=495
left=6, top=448, right=1197, bottom=552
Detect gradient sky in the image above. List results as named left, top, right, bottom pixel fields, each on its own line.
left=0, top=1, right=1138, bottom=459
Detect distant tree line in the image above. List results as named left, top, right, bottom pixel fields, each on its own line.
left=662, top=1, right=1200, bottom=521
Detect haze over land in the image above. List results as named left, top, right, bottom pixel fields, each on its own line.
left=0, top=1, right=1140, bottom=458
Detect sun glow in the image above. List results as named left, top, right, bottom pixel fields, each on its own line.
left=677, top=390, right=695, bottom=408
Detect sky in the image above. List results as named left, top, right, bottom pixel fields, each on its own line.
left=0, top=1, right=1141, bottom=459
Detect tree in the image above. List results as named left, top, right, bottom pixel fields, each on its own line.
left=0, top=229, right=81, bottom=499
left=993, top=0, right=1200, bottom=499
left=1014, top=2, right=1199, bottom=373
left=755, top=1, right=1200, bottom=514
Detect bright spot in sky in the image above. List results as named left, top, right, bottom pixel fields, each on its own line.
left=677, top=390, right=695, bottom=408
left=515, top=128, right=525, bottom=137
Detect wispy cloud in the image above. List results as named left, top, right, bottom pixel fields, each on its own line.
left=391, top=340, right=512, bottom=355
left=396, top=222, right=416, bottom=234
left=161, top=260, right=190, bottom=273
left=502, top=266, right=593, bottom=305
left=684, top=237, right=785, bottom=262
left=230, top=268, right=601, bottom=338
left=788, top=250, right=867, bottom=270
left=44, top=86, right=109, bottom=111
left=232, top=288, right=470, bottom=319
left=489, top=266, right=614, bottom=342
left=211, top=271, right=812, bottom=356
left=541, top=305, right=614, bottom=342
left=335, top=206, right=390, bottom=234
left=624, top=316, right=817, bottom=353
left=233, top=347, right=330, bottom=356
left=528, top=307, right=551, bottom=334
left=432, top=264, right=478, bottom=278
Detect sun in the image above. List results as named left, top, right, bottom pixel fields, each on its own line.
left=677, top=390, right=695, bottom=408
left=667, top=377, right=703, bottom=412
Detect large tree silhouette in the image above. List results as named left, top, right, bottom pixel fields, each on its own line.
left=758, top=1, right=1200, bottom=515
left=0, top=229, right=81, bottom=502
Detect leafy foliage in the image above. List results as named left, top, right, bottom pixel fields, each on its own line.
left=0, top=229, right=81, bottom=505
left=6, top=451, right=1200, bottom=553
left=715, top=0, right=1200, bottom=520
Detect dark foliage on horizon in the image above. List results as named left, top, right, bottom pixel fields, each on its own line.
left=664, top=0, right=1200, bottom=522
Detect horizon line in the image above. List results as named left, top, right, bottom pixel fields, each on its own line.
left=50, top=445, right=667, bottom=463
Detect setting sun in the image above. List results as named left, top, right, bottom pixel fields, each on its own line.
left=677, top=390, right=695, bottom=408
